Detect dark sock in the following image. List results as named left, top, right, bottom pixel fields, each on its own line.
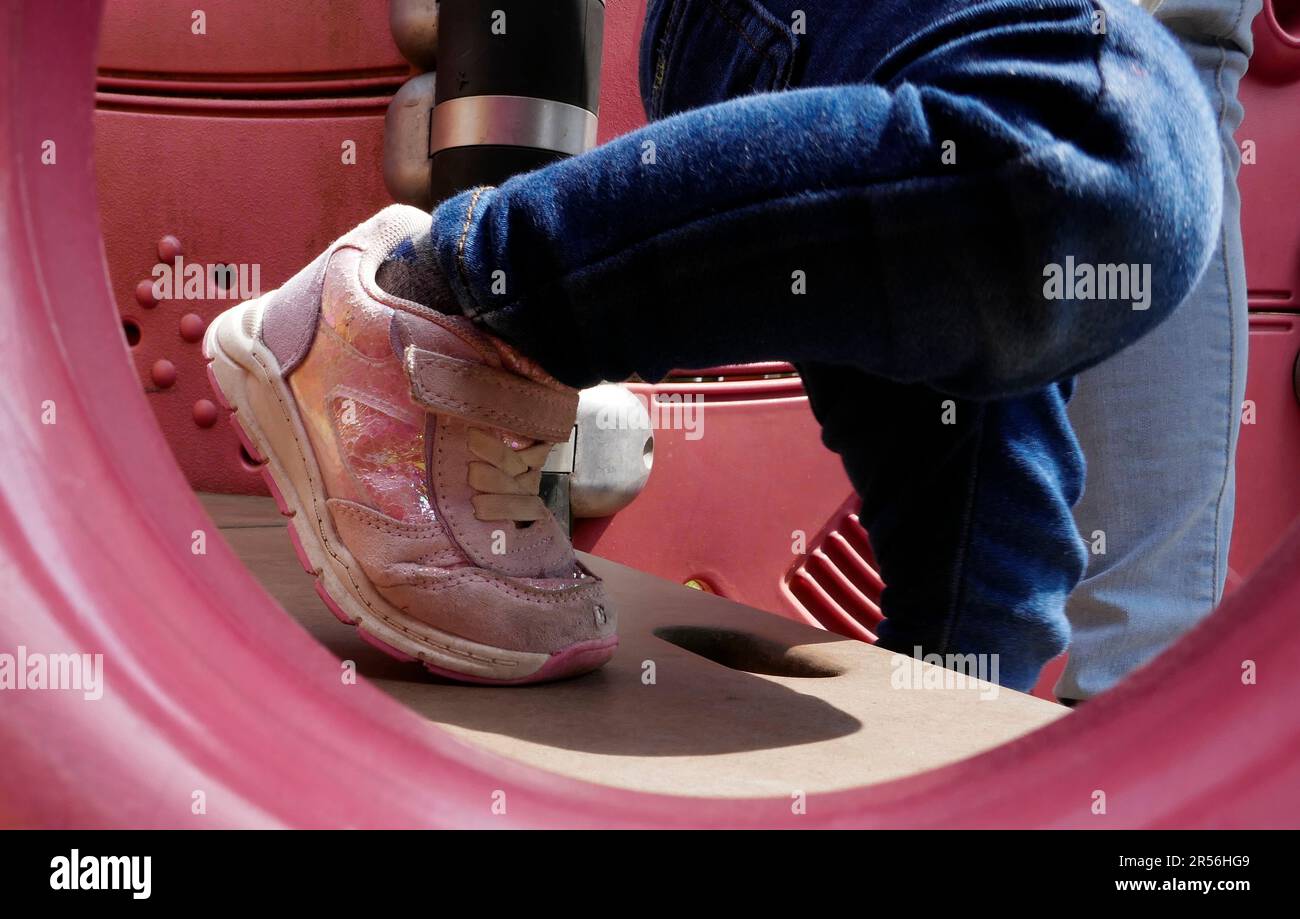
left=376, top=229, right=461, bottom=315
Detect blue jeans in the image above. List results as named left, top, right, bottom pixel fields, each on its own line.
left=1059, top=0, right=1257, bottom=699
left=428, top=0, right=1223, bottom=691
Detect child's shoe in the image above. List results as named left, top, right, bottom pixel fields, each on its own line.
left=204, top=206, right=616, bottom=683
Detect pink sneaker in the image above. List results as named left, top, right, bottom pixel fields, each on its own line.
left=203, top=206, right=616, bottom=683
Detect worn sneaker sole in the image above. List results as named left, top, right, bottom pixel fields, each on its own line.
left=203, top=299, right=617, bottom=684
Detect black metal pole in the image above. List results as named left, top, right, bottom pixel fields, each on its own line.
left=431, top=0, right=605, bottom=204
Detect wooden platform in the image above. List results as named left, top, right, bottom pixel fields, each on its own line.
left=204, top=493, right=1066, bottom=797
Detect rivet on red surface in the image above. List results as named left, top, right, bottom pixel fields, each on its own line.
left=192, top=398, right=219, bottom=428
left=158, top=235, right=183, bottom=263
left=134, top=278, right=159, bottom=308
left=150, top=359, right=177, bottom=389
left=179, top=313, right=206, bottom=343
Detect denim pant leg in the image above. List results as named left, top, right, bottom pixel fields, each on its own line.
left=802, top=364, right=1084, bottom=691
left=1059, top=0, right=1257, bottom=700
left=431, top=0, right=1221, bottom=398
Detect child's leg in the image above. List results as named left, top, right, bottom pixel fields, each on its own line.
left=433, top=0, right=1221, bottom=401
left=801, top=364, right=1083, bottom=692
left=1061, top=0, right=1258, bottom=700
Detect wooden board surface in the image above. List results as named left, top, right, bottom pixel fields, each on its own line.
left=203, top=493, right=1066, bottom=798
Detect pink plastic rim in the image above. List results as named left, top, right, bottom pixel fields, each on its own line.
left=2, top=1, right=1299, bottom=828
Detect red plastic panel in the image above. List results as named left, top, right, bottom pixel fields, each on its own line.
left=1227, top=314, right=1300, bottom=581
left=573, top=378, right=857, bottom=617
left=597, top=0, right=651, bottom=143
left=95, top=0, right=401, bottom=496
left=97, top=99, right=394, bottom=494
left=6, top=0, right=1300, bottom=829
left=97, top=0, right=406, bottom=86
left=97, top=0, right=652, bottom=495
left=1226, top=1, right=1300, bottom=583
left=780, top=496, right=882, bottom=642
left=1237, top=1, right=1300, bottom=312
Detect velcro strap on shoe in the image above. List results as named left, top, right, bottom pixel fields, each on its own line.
left=404, top=346, right=578, bottom=443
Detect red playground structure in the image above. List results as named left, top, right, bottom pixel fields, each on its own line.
left=1, top=0, right=1299, bottom=827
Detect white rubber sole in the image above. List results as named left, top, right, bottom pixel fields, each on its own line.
left=202, top=298, right=558, bottom=682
